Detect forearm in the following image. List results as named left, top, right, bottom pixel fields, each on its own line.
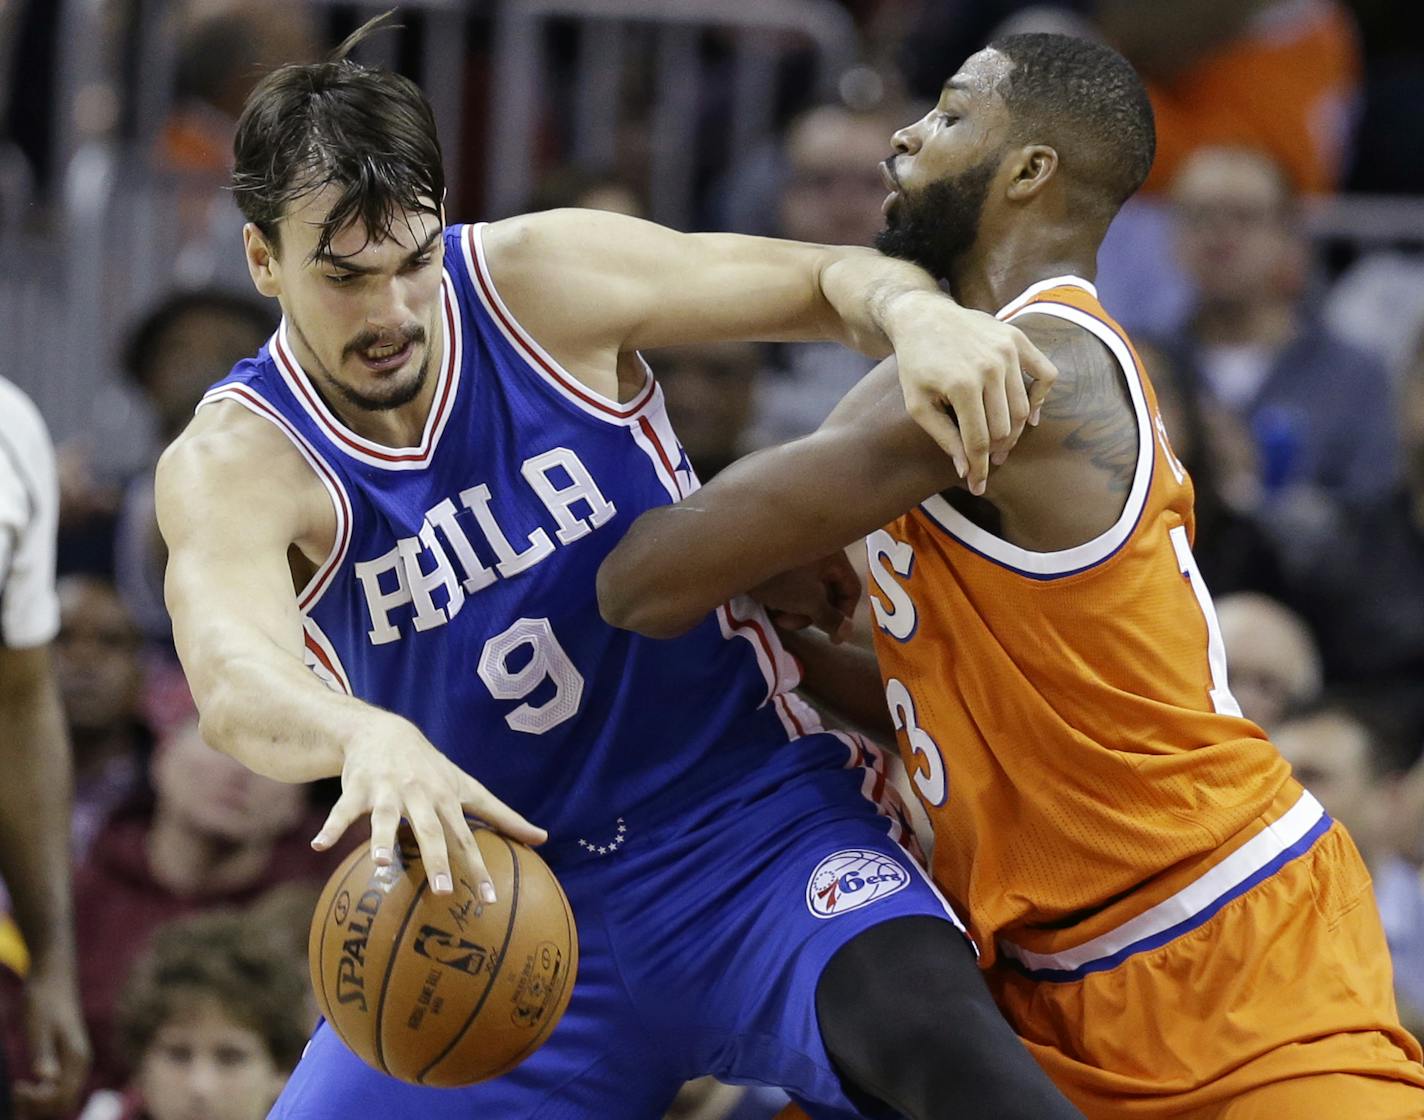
left=817, top=250, right=948, bottom=358
left=780, top=629, right=894, bottom=740
left=187, top=639, right=400, bottom=784
left=0, top=649, right=76, bottom=970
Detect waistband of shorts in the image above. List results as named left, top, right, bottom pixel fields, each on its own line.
left=997, top=787, right=1332, bottom=982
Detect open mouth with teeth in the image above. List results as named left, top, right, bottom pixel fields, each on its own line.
left=357, top=338, right=416, bottom=372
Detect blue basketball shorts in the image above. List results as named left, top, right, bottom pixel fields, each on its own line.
left=270, top=733, right=964, bottom=1119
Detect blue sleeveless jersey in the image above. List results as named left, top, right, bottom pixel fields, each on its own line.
left=201, top=224, right=833, bottom=843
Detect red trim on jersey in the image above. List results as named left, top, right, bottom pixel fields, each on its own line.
left=636, top=416, right=683, bottom=497
left=304, top=631, right=351, bottom=695
left=210, top=384, right=352, bottom=612
left=774, top=693, right=809, bottom=738
left=270, top=284, right=459, bottom=465
left=720, top=600, right=785, bottom=700
left=465, top=225, right=656, bottom=419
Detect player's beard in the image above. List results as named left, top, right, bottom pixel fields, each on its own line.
left=875, top=159, right=997, bottom=283
left=292, top=317, right=433, bottom=413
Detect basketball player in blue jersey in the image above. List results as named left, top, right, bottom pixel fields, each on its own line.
left=154, top=17, right=1081, bottom=1120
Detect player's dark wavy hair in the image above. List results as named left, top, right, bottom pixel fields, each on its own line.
left=988, top=32, right=1156, bottom=214
left=231, top=11, right=443, bottom=262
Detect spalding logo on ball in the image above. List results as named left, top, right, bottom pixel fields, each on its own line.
left=309, top=826, right=578, bottom=1086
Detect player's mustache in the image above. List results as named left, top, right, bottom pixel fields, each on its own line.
left=345, top=324, right=425, bottom=359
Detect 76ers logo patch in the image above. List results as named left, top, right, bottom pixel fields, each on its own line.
left=807, top=849, right=910, bottom=919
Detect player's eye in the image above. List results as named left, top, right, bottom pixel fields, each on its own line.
left=405, top=255, right=433, bottom=273
left=326, top=272, right=358, bottom=286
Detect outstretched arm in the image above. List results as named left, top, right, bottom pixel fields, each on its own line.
left=598, top=357, right=958, bottom=638
left=482, top=210, right=1055, bottom=491
left=597, top=314, right=1129, bottom=639
left=159, top=405, right=545, bottom=903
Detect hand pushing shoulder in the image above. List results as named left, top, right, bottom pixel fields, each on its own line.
left=975, top=313, right=1139, bottom=550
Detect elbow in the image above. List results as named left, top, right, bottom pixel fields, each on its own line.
left=194, top=679, right=243, bottom=757
left=596, top=553, right=699, bottom=640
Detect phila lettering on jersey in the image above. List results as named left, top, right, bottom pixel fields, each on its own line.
left=197, top=224, right=827, bottom=842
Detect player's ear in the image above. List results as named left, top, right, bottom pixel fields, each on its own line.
left=1006, top=145, right=1058, bottom=202
left=244, top=223, right=282, bottom=299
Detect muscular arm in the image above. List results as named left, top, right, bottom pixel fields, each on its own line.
left=158, top=405, right=361, bottom=783
left=597, top=314, right=1133, bottom=637
left=483, top=208, right=940, bottom=358
left=159, top=404, right=542, bottom=901
left=482, top=209, right=1055, bottom=488
left=0, top=644, right=75, bottom=981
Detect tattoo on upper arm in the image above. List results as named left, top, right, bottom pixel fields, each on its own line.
left=1027, top=318, right=1138, bottom=494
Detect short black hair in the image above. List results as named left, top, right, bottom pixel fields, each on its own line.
left=987, top=32, right=1156, bottom=213
left=231, top=13, right=443, bottom=262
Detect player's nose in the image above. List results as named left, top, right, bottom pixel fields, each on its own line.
left=891, top=122, right=921, bottom=156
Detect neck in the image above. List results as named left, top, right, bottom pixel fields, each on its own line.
left=147, top=807, right=276, bottom=897
left=948, top=221, right=1100, bottom=314
left=1191, top=299, right=1297, bottom=348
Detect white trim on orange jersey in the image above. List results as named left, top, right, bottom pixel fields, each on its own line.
left=918, top=288, right=1155, bottom=578
left=999, top=790, right=1329, bottom=980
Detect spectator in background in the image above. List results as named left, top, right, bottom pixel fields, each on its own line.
left=1216, top=592, right=1322, bottom=732
left=746, top=102, right=909, bottom=448
left=159, top=5, right=318, bottom=179
left=1165, top=145, right=1399, bottom=506
left=646, top=343, right=761, bottom=481
left=157, top=3, right=318, bottom=288
left=1273, top=324, right=1424, bottom=736
left=77, top=912, right=308, bottom=1120
left=1133, top=337, right=1284, bottom=596
left=114, top=291, right=277, bottom=643
left=54, top=578, right=153, bottom=864
left=72, top=718, right=348, bottom=1096
left=1089, top=0, right=1362, bottom=332
left=0, top=377, right=90, bottom=1118
left=1097, top=0, right=1361, bottom=196
left=526, top=165, right=645, bottom=218
left=1273, top=704, right=1424, bottom=1030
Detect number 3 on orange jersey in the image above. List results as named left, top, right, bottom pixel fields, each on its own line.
left=1168, top=525, right=1243, bottom=718
left=886, top=678, right=948, bottom=807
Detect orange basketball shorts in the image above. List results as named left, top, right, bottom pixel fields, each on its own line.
left=990, top=820, right=1424, bottom=1119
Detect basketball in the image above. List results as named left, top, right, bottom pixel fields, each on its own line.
left=308, top=826, right=578, bottom=1087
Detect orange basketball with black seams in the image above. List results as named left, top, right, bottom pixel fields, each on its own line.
left=309, top=826, right=578, bottom=1086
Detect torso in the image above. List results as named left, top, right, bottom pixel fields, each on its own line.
left=195, top=223, right=830, bottom=846
left=867, top=278, right=1294, bottom=964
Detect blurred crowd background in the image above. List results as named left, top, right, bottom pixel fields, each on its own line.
left=2, top=1, right=1424, bottom=1118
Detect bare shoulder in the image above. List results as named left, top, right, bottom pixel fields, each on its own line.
left=1011, top=312, right=1136, bottom=494
left=156, top=402, right=330, bottom=549
left=974, top=312, right=1140, bottom=550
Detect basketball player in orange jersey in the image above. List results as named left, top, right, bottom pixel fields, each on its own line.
left=599, top=32, right=1424, bottom=1118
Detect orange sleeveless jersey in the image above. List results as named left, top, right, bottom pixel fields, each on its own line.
left=868, top=277, right=1293, bottom=964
